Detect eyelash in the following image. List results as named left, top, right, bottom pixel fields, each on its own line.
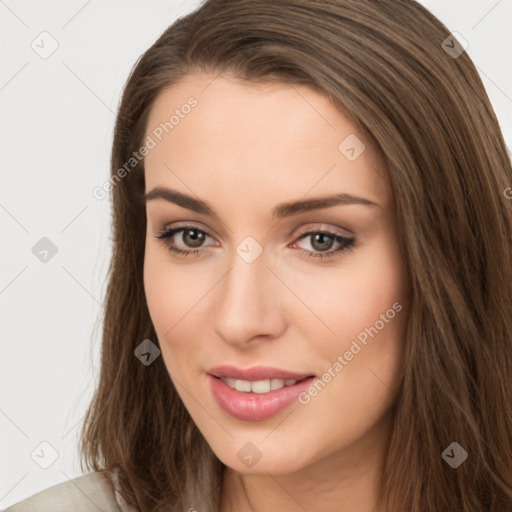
left=154, top=224, right=356, bottom=260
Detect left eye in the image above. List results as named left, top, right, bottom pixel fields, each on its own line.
left=154, top=226, right=356, bottom=260
left=293, top=230, right=355, bottom=258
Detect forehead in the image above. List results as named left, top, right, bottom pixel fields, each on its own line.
left=143, top=72, right=390, bottom=209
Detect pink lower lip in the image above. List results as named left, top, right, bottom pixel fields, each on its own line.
left=208, top=374, right=315, bottom=421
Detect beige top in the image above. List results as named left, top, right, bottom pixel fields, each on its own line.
left=3, top=469, right=136, bottom=512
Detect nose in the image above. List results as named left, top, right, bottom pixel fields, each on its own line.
left=213, top=245, right=286, bottom=348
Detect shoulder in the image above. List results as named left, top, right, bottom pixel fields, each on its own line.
left=3, top=471, right=123, bottom=512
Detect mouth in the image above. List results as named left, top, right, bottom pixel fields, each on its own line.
left=207, top=365, right=316, bottom=421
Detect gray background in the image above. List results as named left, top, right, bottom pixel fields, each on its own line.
left=1, top=0, right=511, bottom=508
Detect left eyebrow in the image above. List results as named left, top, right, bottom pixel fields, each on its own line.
left=272, top=193, right=382, bottom=218
left=143, top=186, right=382, bottom=220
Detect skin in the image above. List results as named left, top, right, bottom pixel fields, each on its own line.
left=143, top=72, right=410, bottom=512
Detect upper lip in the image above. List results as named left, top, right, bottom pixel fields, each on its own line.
left=208, top=364, right=315, bottom=381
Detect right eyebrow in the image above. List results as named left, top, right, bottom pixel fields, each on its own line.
left=144, top=187, right=220, bottom=220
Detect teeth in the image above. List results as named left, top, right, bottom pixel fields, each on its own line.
left=235, top=379, right=251, bottom=392
left=220, top=377, right=299, bottom=393
left=251, top=380, right=271, bottom=393
left=270, top=379, right=285, bottom=390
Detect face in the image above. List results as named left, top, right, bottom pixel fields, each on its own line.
left=143, top=72, right=409, bottom=476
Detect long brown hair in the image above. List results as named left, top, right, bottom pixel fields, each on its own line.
left=79, top=1, right=512, bottom=510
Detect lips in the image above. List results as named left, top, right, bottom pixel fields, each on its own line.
left=208, top=364, right=314, bottom=381
left=209, top=374, right=315, bottom=421
left=207, top=365, right=316, bottom=421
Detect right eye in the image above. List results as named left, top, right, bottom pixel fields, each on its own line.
left=154, top=225, right=217, bottom=257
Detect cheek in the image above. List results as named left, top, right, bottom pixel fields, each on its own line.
left=337, top=235, right=408, bottom=370
left=143, top=244, right=201, bottom=349
left=302, top=233, right=408, bottom=418
left=286, top=233, right=407, bottom=356
left=295, top=234, right=408, bottom=425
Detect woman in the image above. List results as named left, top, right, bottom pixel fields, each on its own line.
left=7, top=0, right=512, bottom=511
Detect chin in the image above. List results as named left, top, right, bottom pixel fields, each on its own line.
left=207, top=434, right=318, bottom=476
